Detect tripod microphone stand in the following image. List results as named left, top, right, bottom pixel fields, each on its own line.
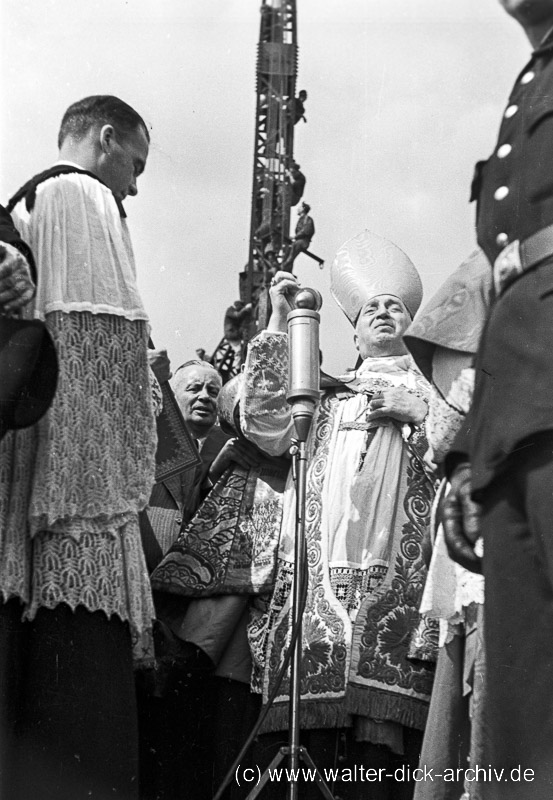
left=244, top=288, right=335, bottom=800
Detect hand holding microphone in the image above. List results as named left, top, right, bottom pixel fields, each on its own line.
left=267, top=271, right=322, bottom=440
left=267, top=271, right=301, bottom=332
left=286, top=281, right=322, bottom=442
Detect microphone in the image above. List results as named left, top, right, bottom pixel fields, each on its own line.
left=287, top=288, right=323, bottom=442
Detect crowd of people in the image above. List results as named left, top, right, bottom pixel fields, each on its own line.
left=1, top=1, right=553, bottom=799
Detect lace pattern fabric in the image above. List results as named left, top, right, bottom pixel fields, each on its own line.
left=425, top=387, right=464, bottom=464
left=447, top=368, right=475, bottom=415
left=28, top=312, right=157, bottom=538
left=330, top=564, right=388, bottom=617
left=425, top=370, right=475, bottom=464
left=27, top=521, right=155, bottom=665
left=0, top=311, right=157, bottom=662
left=421, top=368, right=484, bottom=644
left=3, top=172, right=156, bottom=661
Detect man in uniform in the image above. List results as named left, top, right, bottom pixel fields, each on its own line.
left=444, top=3, right=553, bottom=797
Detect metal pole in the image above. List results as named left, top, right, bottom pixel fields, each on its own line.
left=288, top=439, right=307, bottom=800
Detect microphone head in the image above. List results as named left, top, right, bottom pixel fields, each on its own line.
left=293, top=288, right=323, bottom=311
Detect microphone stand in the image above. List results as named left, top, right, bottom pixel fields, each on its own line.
left=244, top=289, right=335, bottom=800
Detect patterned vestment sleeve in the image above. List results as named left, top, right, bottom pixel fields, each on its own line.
left=240, top=331, right=296, bottom=457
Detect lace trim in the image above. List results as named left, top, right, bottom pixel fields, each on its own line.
left=11, top=171, right=148, bottom=323
left=0, top=311, right=157, bottom=664
left=330, top=565, right=387, bottom=616
left=25, top=521, right=155, bottom=665
left=28, top=312, right=156, bottom=537
left=426, top=386, right=465, bottom=464
left=447, top=368, right=475, bottom=415
left=455, top=539, right=485, bottom=609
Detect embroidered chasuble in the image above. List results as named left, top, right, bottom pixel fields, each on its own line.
left=240, top=331, right=437, bottom=734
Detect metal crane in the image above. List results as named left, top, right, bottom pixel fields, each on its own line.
left=210, top=0, right=301, bottom=382
left=240, top=0, right=298, bottom=325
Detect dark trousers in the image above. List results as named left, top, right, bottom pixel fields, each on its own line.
left=0, top=600, right=139, bottom=800
left=138, top=673, right=260, bottom=800
left=137, top=669, right=212, bottom=800
left=281, top=238, right=309, bottom=272
left=481, top=432, right=553, bottom=799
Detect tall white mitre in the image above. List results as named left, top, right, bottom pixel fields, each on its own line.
left=330, top=229, right=423, bottom=325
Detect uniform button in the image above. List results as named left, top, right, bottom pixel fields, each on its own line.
left=494, top=186, right=509, bottom=201
left=520, top=71, right=535, bottom=84
left=497, top=143, right=512, bottom=158
left=504, top=104, right=518, bottom=118
left=496, top=232, right=509, bottom=248
left=175, top=517, right=182, bottom=525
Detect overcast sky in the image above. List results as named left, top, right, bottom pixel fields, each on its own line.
left=1, top=0, right=530, bottom=374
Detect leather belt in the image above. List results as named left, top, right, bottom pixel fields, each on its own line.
left=493, top=223, right=553, bottom=295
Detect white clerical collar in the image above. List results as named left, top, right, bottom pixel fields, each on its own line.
left=54, top=159, right=87, bottom=169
